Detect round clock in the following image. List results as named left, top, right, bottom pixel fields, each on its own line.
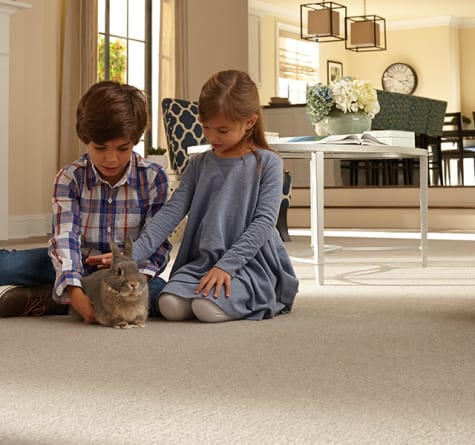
left=382, top=63, right=418, bottom=95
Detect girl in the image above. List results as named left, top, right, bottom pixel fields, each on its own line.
left=92, top=70, right=299, bottom=322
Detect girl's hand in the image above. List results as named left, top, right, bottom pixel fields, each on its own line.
left=68, top=286, right=97, bottom=323
left=195, top=267, right=231, bottom=298
left=85, top=252, right=113, bottom=268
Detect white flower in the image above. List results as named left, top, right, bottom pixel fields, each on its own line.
left=306, top=76, right=380, bottom=123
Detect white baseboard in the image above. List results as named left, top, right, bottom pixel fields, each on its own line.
left=8, top=214, right=51, bottom=240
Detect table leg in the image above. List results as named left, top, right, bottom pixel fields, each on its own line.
left=311, top=152, right=325, bottom=285
left=419, top=155, right=428, bottom=267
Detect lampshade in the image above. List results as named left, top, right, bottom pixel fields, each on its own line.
left=300, top=2, right=347, bottom=43
left=345, top=14, right=386, bottom=51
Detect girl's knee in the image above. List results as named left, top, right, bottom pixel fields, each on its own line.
left=191, top=298, right=232, bottom=323
left=158, top=293, right=193, bottom=321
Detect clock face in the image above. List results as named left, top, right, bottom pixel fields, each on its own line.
left=382, top=63, right=418, bottom=95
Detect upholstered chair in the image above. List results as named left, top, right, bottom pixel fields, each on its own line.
left=161, top=98, right=292, bottom=241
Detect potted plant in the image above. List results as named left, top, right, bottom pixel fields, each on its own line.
left=147, top=147, right=168, bottom=169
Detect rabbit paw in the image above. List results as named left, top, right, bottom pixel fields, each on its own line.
left=114, top=321, right=132, bottom=329
left=113, top=321, right=145, bottom=329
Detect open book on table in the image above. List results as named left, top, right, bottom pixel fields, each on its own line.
left=315, top=132, right=387, bottom=145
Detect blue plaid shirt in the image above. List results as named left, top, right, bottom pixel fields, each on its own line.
left=48, top=152, right=171, bottom=303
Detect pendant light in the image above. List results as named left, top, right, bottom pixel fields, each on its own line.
left=300, top=2, right=347, bottom=43
left=345, top=0, right=386, bottom=51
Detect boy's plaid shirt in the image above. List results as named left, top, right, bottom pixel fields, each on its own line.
left=48, top=152, right=171, bottom=301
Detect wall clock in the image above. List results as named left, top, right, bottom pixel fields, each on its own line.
left=382, top=63, right=418, bottom=95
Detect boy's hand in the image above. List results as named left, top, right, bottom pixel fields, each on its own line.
left=195, top=267, right=231, bottom=298
left=68, top=286, right=97, bottom=323
left=85, top=252, right=113, bottom=268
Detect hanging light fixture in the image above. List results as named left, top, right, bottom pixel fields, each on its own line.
left=345, top=0, right=386, bottom=51
left=300, top=2, right=347, bottom=43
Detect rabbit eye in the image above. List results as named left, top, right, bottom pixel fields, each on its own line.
left=117, top=267, right=124, bottom=276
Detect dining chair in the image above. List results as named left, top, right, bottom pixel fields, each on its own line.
left=161, top=98, right=293, bottom=241
left=440, top=112, right=465, bottom=185
left=371, top=90, right=447, bottom=186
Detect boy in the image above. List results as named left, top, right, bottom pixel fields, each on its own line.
left=0, top=81, right=170, bottom=322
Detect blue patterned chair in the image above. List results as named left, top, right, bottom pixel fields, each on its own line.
left=161, top=98, right=292, bottom=241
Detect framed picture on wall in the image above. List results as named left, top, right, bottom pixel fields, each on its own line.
left=327, top=60, right=343, bottom=84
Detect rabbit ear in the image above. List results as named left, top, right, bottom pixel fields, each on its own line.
left=124, top=237, right=134, bottom=257
left=109, top=239, right=121, bottom=259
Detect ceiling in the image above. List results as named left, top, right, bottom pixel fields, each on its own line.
left=253, top=0, right=475, bottom=22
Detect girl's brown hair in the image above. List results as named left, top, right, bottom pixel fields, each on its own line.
left=198, top=70, right=271, bottom=151
left=76, top=81, right=149, bottom=145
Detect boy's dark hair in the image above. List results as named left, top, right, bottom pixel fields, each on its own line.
left=76, top=81, right=149, bottom=145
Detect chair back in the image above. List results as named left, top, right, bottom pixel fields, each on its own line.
left=161, top=98, right=207, bottom=175
left=441, top=112, right=463, bottom=151
left=372, top=90, right=447, bottom=137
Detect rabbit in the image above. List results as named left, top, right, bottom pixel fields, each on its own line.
left=70, top=237, right=149, bottom=329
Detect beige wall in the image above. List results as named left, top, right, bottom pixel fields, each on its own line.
left=6, top=3, right=475, bottom=238
left=9, top=0, right=62, bottom=229
left=7, top=0, right=247, bottom=239
left=460, top=27, right=475, bottom=119
left=184, top=0, right=248, bottom=100
left=258, top=16, right=475, bottom=120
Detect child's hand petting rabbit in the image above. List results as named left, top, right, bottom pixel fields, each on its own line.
left=71, top=237, right=149, bottom=329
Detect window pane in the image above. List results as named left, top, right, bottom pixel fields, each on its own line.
left=134, top=140, right=145, bottom=157
left=110, top=0, right=127, bottom=36
left=109, top=37, right=127, bottom=83
left=278, top=28, right=319, bottom=104
left=128, top=40, right=145, bottom=89
left=98, top=0, right=105, bottom=33
left=129, top=0, right=145, bottom=41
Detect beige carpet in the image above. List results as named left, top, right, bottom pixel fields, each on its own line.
left=1, top=234, right=475, bottom=444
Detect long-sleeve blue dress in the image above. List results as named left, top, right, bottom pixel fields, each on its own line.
left=133, top=148, right=299, bottom=320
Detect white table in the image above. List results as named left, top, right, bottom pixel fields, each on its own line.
left=188, top=142, right=428, bottom=286
left=269, top=141, right=429, bottom=285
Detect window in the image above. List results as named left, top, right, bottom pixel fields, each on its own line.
left=277, top=26, right=319, bottom=104
left=98, top=0, right=160, bottom=156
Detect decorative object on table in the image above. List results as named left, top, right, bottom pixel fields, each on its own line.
left=327, top=60, right=343, bottom=83
left=300, top=2, right=347, bottom=43
left=147, top=146, right=168, bottom=169
left=299, top=1, right=386, bottom=51
left=268, top=97, right=291, bottom=107
left=382, top=63, right=418, bottom=95
left=306, top=76, right=380, bottom=135
left=345, top=0, right=386, bottom=52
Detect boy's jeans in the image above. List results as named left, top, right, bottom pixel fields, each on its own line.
left=0, top=247, right=166, bottom=316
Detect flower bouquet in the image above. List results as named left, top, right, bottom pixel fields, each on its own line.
left=306, top=76, right=380, bottom=135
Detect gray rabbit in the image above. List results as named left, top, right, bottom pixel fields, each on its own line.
left=70, top=237, right=149, bottom=329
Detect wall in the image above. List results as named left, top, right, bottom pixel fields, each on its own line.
left=459, top=27, right=475, bottom=118
left=8, top=0, right=62, bottom=238
left=184, top=0, right=248, bottom=100
left=6, top=2, right=475, bottom=238
left=256, top=12, right=475, bottom=120
left=7, top=0, right=248, bottom=239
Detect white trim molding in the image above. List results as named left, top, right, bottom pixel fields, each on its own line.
left=8, top=214, right=51, bottom=240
